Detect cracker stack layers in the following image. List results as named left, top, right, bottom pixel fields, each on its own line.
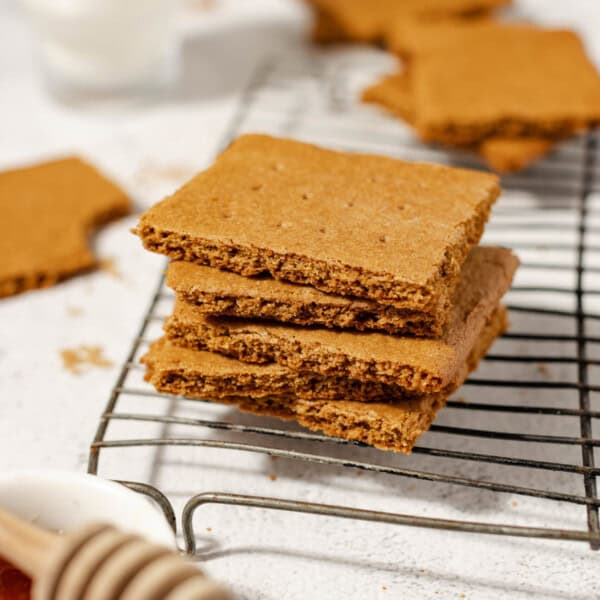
left=136, top=134, right=518, bottom=453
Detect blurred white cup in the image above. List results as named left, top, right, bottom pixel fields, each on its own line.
left=20, top=0, right=180, bottom=101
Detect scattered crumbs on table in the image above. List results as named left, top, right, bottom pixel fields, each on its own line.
left=98, top=256, right=122, bottom=279
left=66, top=305, right=83, bottom=317
left=454, top=396, right=467, bottom=403
left=511, top=500, right=518, bottom=507
left=206, top=527, right=212, bottom=533
left=381, top=585, right=387, bottom=591
left=269, top=473, right=277, bottom=481
left=536, top=363, right=549, bottom=375
left=60, top=345, right=113, bottom=374
left=460, top=594, right=466, bottom=599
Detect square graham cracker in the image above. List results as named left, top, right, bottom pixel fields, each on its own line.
left=166, top=247, right=518, bottom=393
left=142, top=306, right=507, bottom=453
left=136, top=134, right=500, bottom=318
left=362, top=71, right=557, bottom=173
left=410, top=25, right=600, bottom=145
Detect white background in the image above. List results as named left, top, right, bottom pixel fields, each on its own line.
left=1, top=1, right=600, bottom=599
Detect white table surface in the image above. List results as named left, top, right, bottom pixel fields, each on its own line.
left=1, top=1, right=600, bottom=599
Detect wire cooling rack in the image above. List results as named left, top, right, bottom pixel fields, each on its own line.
left=88, top=49, right=600, bottom=552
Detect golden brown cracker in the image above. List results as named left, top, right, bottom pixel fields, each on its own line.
left=411, top=25, right=600, bottom=145
left=166, top=247, right=518, bottom=392
left=136, top=134, right=499, bottom=318
left=0, top=157, right=130, bottom=298
left=306, top=0, right=510, bottom=44
left=142, top=307, right=507, bottom=453
left=363, top=71, right=558, bottom=172
left=478, top=137, right=556, bottom=173
left=311, top=8, right=350, bottom=44
left=167, top=261, right=443, bottom=337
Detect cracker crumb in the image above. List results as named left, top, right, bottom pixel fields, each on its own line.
left=511, top=500, right=518, bottom=507
left=206, top=527, right=212, bottom=532
left=60, top=345, right=112, bottom=374
left=536, top=363, right=549, bottom=375
left=382, top=585, right=387, bottom=591
left=98, top=257, right=122, bottom=279
left=66, top=305, right=83, bottom=317
left=269, top=474, right=277, bottom=481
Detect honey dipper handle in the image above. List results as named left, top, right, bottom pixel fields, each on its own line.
left=0, top=504, right=58, bottom=577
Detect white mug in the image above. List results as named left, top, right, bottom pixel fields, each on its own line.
left=20, top=0, right=180, bottom=100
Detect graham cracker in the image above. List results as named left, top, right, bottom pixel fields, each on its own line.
left=136, top=134, right=499, bottom=317
left=478, top=137, right=556, bottom=173
left=144, top=335, right=437, bottom=402
left=363, top=72, right=557, bottom=173
left=363, top=72, right=417, bottom=124
left=306, top=0, right=510, bottom=44
left=166, top=247, right=518, bottom=393
left=386, top=14, right=498, bottom=58
left=142, top=306, right=507, bottom=453
left=312, top=8, right=349, bottom=44
left=410, top=25, right=600, bottom=145
left=0, top=157, right=130, bottom=299
left=167, top=261, right=446, bottom=337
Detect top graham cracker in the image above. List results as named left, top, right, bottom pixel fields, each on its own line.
left=411, top=25, right=600, bottom=145
left=136, top=134, right=499, bottom=312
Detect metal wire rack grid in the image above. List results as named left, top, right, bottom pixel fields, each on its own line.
left=88, top=50, right=600, bottom=552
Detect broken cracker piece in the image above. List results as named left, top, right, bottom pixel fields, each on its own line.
left=0, top=157, right=130, bottom=299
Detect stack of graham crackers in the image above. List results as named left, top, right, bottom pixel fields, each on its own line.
left=136, top=134, right=518, bottom=453
left=363, top=20, right=600, bottom=173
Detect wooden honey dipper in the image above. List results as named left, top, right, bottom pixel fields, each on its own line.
left=0, top=504, right=229, bottom=600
